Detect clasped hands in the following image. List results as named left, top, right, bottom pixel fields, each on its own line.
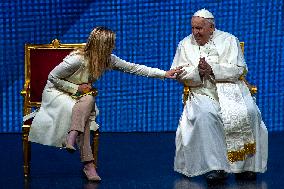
left=198, top=57, right=214, bottom=79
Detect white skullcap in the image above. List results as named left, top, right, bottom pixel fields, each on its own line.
left=193, top=8, right=214, bottom=19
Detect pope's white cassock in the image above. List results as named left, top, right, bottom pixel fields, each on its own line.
left=171, top=29, right=268, bottom=177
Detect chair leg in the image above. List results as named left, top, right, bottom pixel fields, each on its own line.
left=92, top=130, right=99, bottom=168
left=22, top=125, right=31, bottom=178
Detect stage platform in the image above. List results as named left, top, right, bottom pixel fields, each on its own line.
left=0, top=132, right=283, bottom=189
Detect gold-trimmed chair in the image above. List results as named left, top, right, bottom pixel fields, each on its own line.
left=183, top=42, right=257, bottom=104
left=21, top=39, right=99, bottom=178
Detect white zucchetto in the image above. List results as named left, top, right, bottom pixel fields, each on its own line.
left=193, top=8, right=214, bottom=19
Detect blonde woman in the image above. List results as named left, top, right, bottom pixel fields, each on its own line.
left=28, top=26, right=181, bottom=181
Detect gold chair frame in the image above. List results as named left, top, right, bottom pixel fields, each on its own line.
left=21, top=39, right=99, bottom=178
left=183, top=42, right=257, bottom=104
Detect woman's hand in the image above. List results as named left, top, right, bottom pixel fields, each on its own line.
left=78, top=83, right=92, bottom=94
left=165, top=66, right=183, bottom=79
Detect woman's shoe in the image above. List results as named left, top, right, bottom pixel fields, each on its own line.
left=65, top=130, right=78, bottom=153
left=65, top=142, right=76, bottom=153
left=83, top=168, right=101, bottom=181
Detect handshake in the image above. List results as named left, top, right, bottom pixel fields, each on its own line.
left=167, top=57, right=214, bottom=81
left=165, top=66, right=183, bottom=79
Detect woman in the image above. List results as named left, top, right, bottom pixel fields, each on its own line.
left=28, top=26, right=181, bottom=181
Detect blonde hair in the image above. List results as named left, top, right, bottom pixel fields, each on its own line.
left=80, top=26, right=115, bottom=80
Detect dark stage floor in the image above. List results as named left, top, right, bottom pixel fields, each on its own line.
left=0, top=132, right=283, bottom=189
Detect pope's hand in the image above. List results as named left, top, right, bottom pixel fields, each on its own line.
left=198, top=58, right=213, bottom=78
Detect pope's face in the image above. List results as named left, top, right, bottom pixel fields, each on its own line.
left=191, top=16, right=214, bottom=46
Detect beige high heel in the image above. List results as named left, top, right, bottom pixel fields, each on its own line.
left=65, top=142, right=76, bottom=153
left=83, top=168, right=101, bottom=181
left=65, top=130, right=78, bottom=153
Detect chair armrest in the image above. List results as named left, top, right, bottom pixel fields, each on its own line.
left=239, top=69, right=257, bottom=95
left=183, top=85, right=190, bottom=105
left=21, top=81, right=30, bottom=97
left=21, top=81, right=31, bottom=115
left=241, top=78, right=258, bottom=95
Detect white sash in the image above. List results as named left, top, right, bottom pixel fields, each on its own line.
left=216, top=83, right=255, bottom=162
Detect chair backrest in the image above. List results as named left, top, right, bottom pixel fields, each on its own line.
left=22, top=39, right=84, bottom=115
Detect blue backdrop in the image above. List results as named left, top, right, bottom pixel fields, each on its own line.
left=0, top=0, right=283, bottom=132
